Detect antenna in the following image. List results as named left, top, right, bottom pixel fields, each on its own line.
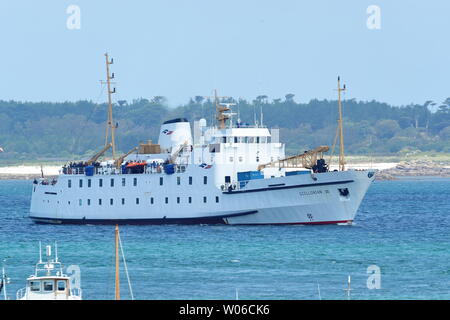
left=337, top=76, right=346, bottom=171
left=235, top=288, right=239, bottom=300
left=344, top=275, right=352, bottom=300
left=46, top=245, right=52, bottom=259
left=39, top=241, right=42, bottom=263
left=55, top=242, right=59, bottom=263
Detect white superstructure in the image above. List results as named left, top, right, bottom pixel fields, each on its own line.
left=16, top=243, right=82, bottom=300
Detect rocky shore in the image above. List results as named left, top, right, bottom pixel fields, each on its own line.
left=375, top=160, right=450, bottom=180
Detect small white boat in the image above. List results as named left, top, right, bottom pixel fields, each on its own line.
left=16, top=243, right=82, bottom=300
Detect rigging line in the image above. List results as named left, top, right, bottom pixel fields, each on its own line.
left=118, top=231, right=134, bottom=300
left=70, top=82, right=107, bottom=161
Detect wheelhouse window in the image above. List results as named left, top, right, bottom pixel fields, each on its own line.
left=43, top=281, right=54, bottom=292
left=30, top=281, right=41, bottom=292
left=189, top=177, right=192, bottom=185
left=136, top=198, right=140, bottom=205
left=122, top=198, right=125, bottom=205
left=79, top=179, right=83, bottom=188
left=203, top=176, right=207, bottom=185
left=99, top=179, right=103, bottom=187
left=99, top=199, right=102, bottom=205
left=88, top=179, right=92, bottom=188
left=68, top=180, right=72, bottom=188
left=122, top=178, right=126, bottom=187
left=110, top=178, right=114, bottom=187
left=160, top=177, right=163, bottom=186
left=188, top=197, right=192, bottom=204
left=110, top=198, right=114, bottom=205
left=133, top=178, right=137, bottom=186
left=87, top=199, right=91, bottom=206
left=216, top=196, right=219, bottom=203
left=57, top=281, right=66, bottom=291
left=177, top=197, right=180, bottom=204
left=165, top=197, right=168, bottom=204
left=150, top=197, right=154, bottom=204
left=203, top=196, right=207, bottom=203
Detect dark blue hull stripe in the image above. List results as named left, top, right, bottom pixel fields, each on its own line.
left=223, top=180, right=354, bottom=194
left=30, top=210, right=258, bottom=225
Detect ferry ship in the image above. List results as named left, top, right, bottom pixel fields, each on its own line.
left=29, top=54, right=375, bottom=225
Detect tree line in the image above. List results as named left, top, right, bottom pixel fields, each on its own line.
left=0, top=95, right=449, bottom=161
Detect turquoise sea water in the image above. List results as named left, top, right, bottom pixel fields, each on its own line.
left=0, top=178, right=449, bottom=300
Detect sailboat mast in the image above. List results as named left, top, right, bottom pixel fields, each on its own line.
left=337, top=76, right=346, bottom=171
left=115, top=224, right=120, bottom=300
left=105, top=53, right=117, bottom=160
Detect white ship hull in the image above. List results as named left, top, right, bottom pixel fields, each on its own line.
left=30, top=168, right=374, bottom=225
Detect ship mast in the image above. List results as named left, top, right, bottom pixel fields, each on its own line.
left=213, top=90, right=230, bottom=129
left=104, top=53, right=117, bottom=160
left=115, top=224, right=120, bottom=300
left=337, top=76, right=346, bottom=171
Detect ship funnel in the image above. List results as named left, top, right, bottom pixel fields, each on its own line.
left=158, top=118, right=192, bottom=154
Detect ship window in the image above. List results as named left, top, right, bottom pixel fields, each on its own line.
left=248, top=137, right=255, bottom=143
left=110, top=198, right=113, bottom=205
left=79, top=179, right=83, bottom=188
left=188, top=197, right=192, bottom=204
left=261, top=136, right=267, bottom=143
left=136, top=198, right=139, bottom=205
left=222, top=137, right=226, bottom=143
left=88, top=179, right=92, bottom=187
left=150, top=197, right=154, bottom=204
left=87, top=199, right=91, bottom=206
left=203, top=176, right=207, bottom=185
left=177, top=197, right=180, bottom=204
left=133, top=178, right=137, bottom=186
left=216, top=196, right=219, bottom=203
left=68, top=180, right=72, bottom=188
left=79, top=199, right=82, bottom=206
left=122, top=198, right=125, bottom=205
left=99, top=179, right=103, bottom=187
left=57, top=281, right=66, bottom=291
left=122, top=178, right=126, bottom=187
left=234, top=137, right=238, bottom=143
left=256, top=137, right=260, bottom=143
left=110, top=179, right=114, bottom=187
left=189, top=177, right=192, bottom=185
left=99, top=199, right=102, bottom=205
left=160, top=177, right=163, bottom=186
left=43, top=281, right=54, bottom=292
left=177, top=177, right=181, bottom=185
left=30, top=281, right=40, bottom=292
left=203, top=196, right=207, bottom=203
left=165, top=197, right=168, bottom=204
